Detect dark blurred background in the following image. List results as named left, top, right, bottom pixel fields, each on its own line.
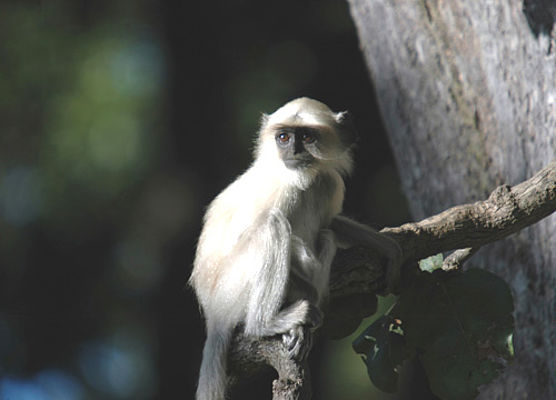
left=0, top=0, right=410, bottom=398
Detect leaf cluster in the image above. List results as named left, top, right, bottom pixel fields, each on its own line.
left=353, top=259, right=515, bottom=400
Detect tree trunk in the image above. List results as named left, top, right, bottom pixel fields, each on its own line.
left=347, top=0, right=556, bottom=398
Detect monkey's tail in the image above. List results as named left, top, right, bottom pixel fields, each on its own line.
left=196, top=325, right=231, bottom=400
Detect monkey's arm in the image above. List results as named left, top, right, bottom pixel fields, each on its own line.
left=330, top=215, right=402, bottom=291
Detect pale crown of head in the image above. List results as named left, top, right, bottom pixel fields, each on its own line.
left=265, top=97, right=341, bottom=129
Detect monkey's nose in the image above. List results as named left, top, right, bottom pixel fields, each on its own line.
left=294, top=142, right=304, bottom=155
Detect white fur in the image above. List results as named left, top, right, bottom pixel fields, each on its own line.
left=190, top=98, right=354, bottom=400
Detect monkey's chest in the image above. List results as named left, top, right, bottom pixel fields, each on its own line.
left=287, top=176, right=343, bottom=240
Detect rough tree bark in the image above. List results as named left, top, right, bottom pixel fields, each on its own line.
left=347, top=0, right=556, bottom=398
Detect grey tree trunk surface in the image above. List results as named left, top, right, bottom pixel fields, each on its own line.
left=347, top=0, right=556, bottom=398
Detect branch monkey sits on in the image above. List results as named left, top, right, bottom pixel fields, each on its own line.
left=190, top=97, right=402, bottom=400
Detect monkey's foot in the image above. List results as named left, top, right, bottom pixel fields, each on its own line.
left=282, top=304, right=321, bottom=359
left=282, top=325, right=313, bottom=360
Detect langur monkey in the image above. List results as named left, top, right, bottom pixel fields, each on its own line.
left=190, top=97, right=401, bottom=400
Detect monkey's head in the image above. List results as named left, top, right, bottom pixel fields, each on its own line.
left=256, top=97, right=356, bottom=177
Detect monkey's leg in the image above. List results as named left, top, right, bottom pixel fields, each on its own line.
left=289, top=230, right=337, bottom=302
left=257, top=239, right=324, bottom=338
left=244, top=210, right=317, bottom=338
left=314, top=228, right=337, bottom=297
left=259, top=299, right=320, bottom=335
left=280, top=231, right=337, bottom=356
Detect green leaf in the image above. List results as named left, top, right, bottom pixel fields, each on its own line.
left=352, top=315, right=408, bottom=393
left=418, top=253, right=444, bottom=272
left=392, top=268, right=515, bottom=400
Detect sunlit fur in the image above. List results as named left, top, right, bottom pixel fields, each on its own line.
left=190, top=98, right=355, bottom=400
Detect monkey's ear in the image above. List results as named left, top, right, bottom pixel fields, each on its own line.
left=260, top=113, right=270, bottom=127
left=335, top=111, right=358, bottom=145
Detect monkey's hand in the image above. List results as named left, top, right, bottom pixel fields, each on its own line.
left=330, top=215, right=403, bottom=294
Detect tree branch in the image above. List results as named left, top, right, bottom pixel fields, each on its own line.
left=442, top=247, right=477, bottom=270
left=227, top=160, right=556, bottom=398
left=381, top=160, right=556, bottom=264
left=229, top=327, right=313, bottom=400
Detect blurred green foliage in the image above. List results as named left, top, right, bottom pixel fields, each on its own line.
left=1, top=3, right=167, bottom=399
left=0, top=1, right=409, bottom=399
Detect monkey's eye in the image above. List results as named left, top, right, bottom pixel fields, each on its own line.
left=276, top=132, right=290, bottom=144
left=301, top=131, right=316, bottom=144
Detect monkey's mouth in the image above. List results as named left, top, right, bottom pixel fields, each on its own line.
left=284, top=158, right=313, bottom=169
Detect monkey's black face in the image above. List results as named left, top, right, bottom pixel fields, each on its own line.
left=275, top=127, right=319, bottom=169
